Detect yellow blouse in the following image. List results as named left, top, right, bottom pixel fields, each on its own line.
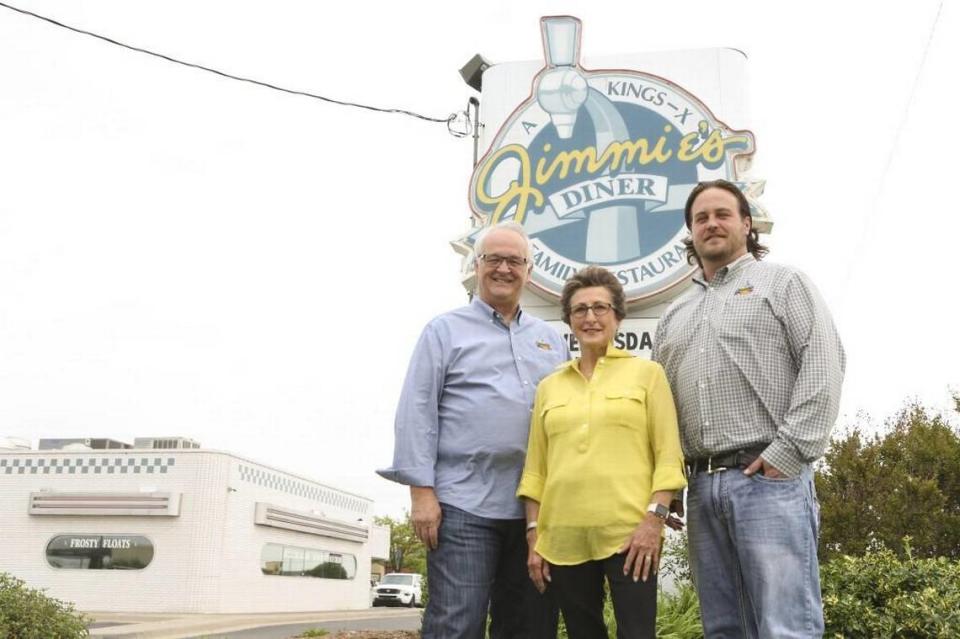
left=517, top=347, right=687, bottom=565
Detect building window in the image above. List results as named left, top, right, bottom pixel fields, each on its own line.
left=261, top=543, right=356, bottom=579
left=46, top=535, right=154, bottom=570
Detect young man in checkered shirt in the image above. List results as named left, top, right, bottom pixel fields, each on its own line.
left=653, top=180, right=845, bottom=638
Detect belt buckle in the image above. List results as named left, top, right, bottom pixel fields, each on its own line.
left=706, top=457, right=728, bottom=475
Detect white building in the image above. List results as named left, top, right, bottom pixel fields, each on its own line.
left=0, top=443, right=389, bottom=613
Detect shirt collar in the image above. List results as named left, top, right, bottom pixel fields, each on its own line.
left=560, top=344, right=631, bottom=371
left=471, top=295, right=524, bottom=325
left=693, top=253, right=756, bottom=287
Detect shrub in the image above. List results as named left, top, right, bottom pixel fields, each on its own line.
left=0, top=572, right=89, bottom=639
left=821, top=542, right=960, bottom=638
left=817, top=400, right=960, bottom=561
left=656, top=585, right=703, bottom=639
left=660, top=531, right=692, bottom=585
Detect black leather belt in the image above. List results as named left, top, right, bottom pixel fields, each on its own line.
left=686, top=445, right=768, bottom=476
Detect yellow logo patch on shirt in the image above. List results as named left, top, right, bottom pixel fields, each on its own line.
left=536, top=340, right=553, bottom=351
left=735, top=286, right=754, bottom=296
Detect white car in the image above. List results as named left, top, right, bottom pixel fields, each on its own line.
left=371, top=573, right=423, bottom=607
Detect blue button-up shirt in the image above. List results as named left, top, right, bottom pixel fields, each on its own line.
left=378, top=297, right=568, bottom=519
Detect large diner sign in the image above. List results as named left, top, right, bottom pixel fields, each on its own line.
left=464, top=16, right=759, bottom=305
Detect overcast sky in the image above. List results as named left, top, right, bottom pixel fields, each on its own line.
left=1, top=0, right=956, bottom=518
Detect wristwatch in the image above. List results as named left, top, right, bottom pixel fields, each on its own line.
left=647, top=503, right=669, bottom=520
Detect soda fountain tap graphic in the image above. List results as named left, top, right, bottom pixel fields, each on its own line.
left=536, top=16, right=640, bottom=263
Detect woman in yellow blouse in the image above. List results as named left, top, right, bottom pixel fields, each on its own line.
left=517, top=266, right=686, bottom=639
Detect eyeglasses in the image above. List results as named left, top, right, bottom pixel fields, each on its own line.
left=478, top=254, right=527, bottom=269
left=570, top=302, right=614, bottom=319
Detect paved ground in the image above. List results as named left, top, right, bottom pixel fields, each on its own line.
left=87, top=608, right=421, bottom=639
left=195, top=614, right=422, bottom=638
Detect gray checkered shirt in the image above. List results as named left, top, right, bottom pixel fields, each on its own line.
left=652, top=254, right=845, bottom=476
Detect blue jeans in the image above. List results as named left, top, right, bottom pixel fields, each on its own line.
left=422, top=503, right=559, bottom=639
left=687, top=465, right=823, bottom=638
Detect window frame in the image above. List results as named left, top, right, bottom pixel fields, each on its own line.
left=44, top=533, right=155, bottom=571
left=260, top=542, right=357, bottom=580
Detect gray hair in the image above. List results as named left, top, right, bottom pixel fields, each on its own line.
left=473, top=221, right=532, bottom=262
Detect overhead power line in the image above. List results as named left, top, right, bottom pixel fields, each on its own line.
left=841, top=0, right=944, bottom=294
left=0, top=1, right=459, bottom=127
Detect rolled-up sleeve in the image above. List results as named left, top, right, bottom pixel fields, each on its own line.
left=517, top=386, right=549, bottom=502
left=376, top=323, right=445, bottom=487
left=647, top=363, right=687, bottom=494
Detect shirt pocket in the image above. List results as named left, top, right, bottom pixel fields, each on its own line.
left=602, top=388, right=647, bottom=431
left=719, top=293, right=782, bottom=343
left=541, top=396, right=578, bottom=438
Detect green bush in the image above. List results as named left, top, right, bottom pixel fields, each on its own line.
left=0, top=572, right=89, bottom=639
left=816, top=401, right=960, bottom=561
left=660, top=532, right=692, bottom=585
left=657, top=585, right=703, bottom=639
left=821, top=542, right=960, bottom=638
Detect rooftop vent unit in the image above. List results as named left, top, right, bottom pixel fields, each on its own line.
left=254, top=502, right=369, bottom=542
left=133, top=437, right=200, bottom=450
left=29, top=491, right=182, bottom=516
left=38, top=438, right=132, bottom=451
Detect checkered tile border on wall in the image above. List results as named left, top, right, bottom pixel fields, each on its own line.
left=0, top=457, right=175, bottom=475
left=238, top=464, right=369, bottom=515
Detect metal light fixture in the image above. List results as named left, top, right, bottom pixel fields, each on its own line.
left=459, top=53, right=492, bottom=92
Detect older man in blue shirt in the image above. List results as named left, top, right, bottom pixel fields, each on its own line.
left=378, top=222, right=567, bottom=639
